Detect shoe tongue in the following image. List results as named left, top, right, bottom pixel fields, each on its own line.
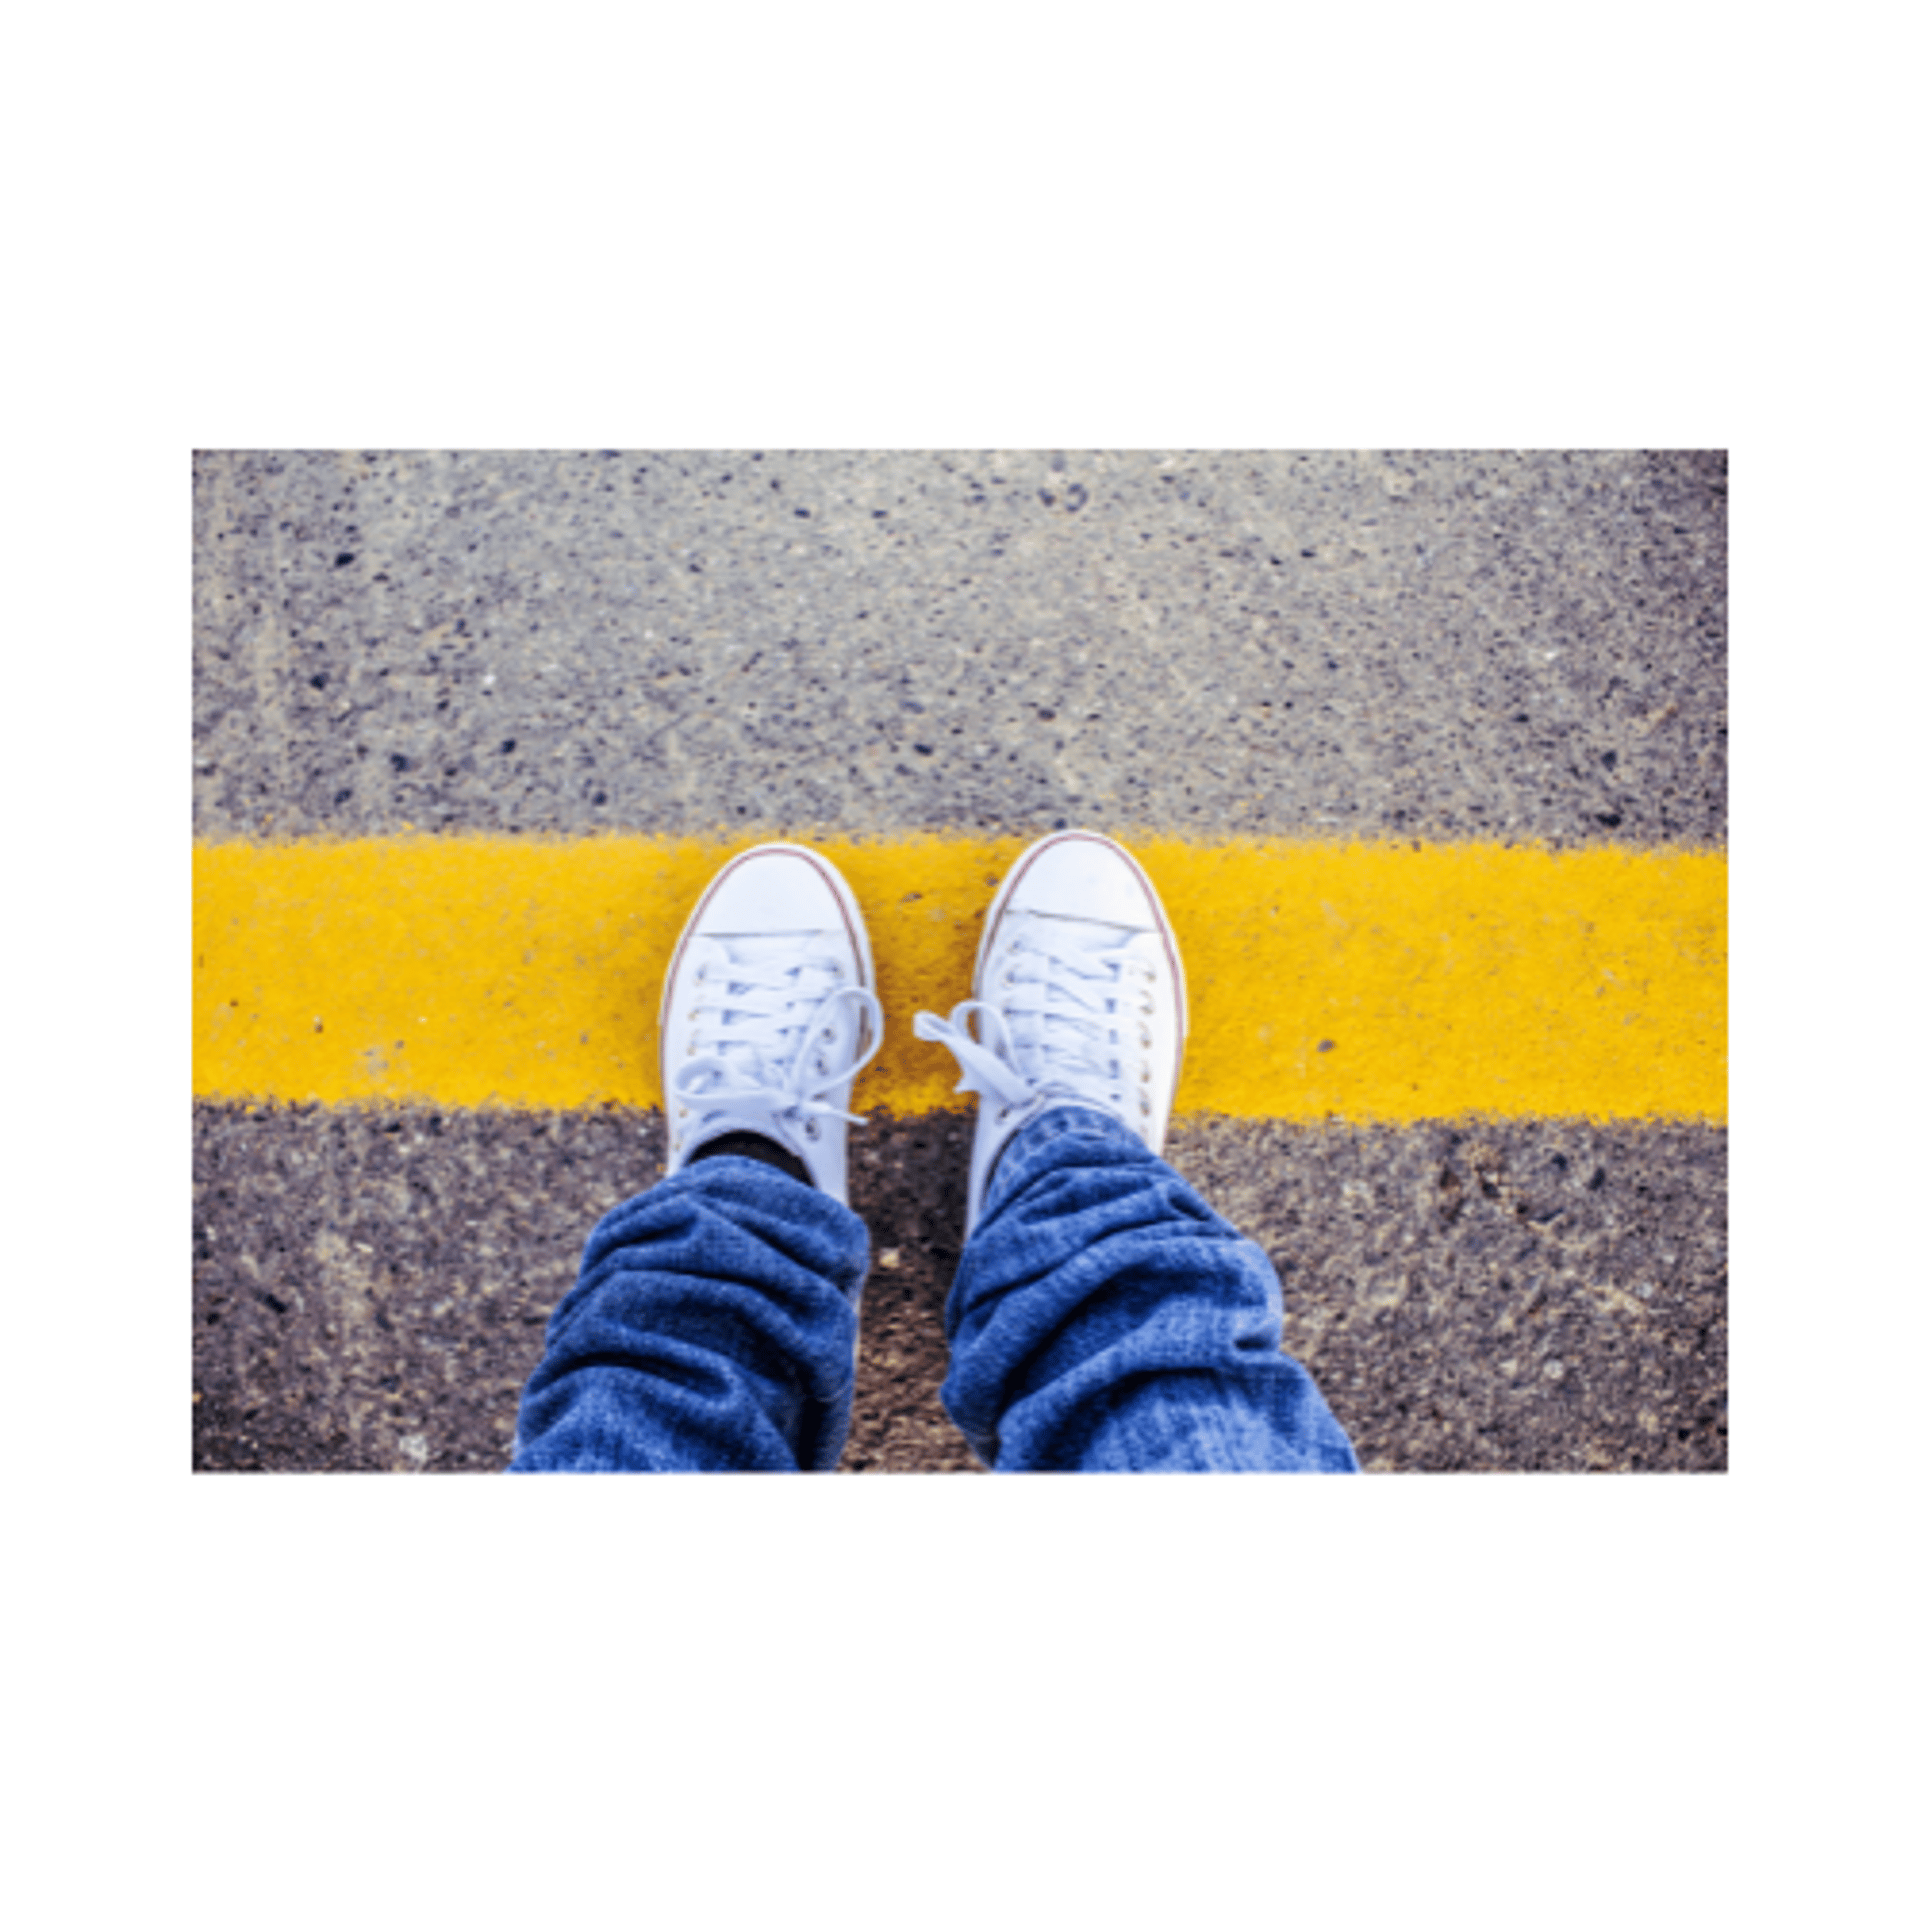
left=713, top=930, right=823, bottom=967
left=1013, top=909, right=1134, bottom=955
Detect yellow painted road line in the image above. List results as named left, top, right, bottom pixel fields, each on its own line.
left=193, top=836, right=1726, bottom=1123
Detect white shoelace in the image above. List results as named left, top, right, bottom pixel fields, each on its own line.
left=913, top=917, right=1162, bottom=1129
left=673, top=935, right=883, bottom=1151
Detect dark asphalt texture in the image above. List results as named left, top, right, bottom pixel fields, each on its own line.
left=193, top=1105, right=1725, bottom=1473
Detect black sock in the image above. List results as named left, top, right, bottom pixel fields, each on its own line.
left=686, top=1130, right=813, bottom=1186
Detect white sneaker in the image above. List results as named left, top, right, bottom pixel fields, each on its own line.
left=913, top=830, right=1187, bottom=1236
left=661, top=844, right=883, bottom=1204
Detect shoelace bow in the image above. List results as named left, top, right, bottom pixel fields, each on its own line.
left=674, top=939, right=883, bottom=1146
left=913, top=920, right=1160, bottom=1126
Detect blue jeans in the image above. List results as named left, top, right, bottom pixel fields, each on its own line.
left=510, top=1106, right=1359, bottom=1473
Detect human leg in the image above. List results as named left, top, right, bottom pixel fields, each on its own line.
left=941, top=1104, right=1357, bottom=1471
left=510, top=1152, right=869, bottom=1472
left=916, top=831, right=1360, bottom=1473
left=510, top=843, right=883, bottom=1473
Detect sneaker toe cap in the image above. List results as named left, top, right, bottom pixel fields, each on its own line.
left=1009, top=833, right=1159, bottom=930
left=698, top=846, right=856, bottom=939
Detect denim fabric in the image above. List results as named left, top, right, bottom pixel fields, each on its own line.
left=510, top=1156, right=868, bottom=1472
left=943, top=1106, right=1359, bottom=1472
left=510, top=1107, right=1358, bottom=1473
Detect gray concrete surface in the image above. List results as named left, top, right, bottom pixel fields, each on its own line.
left=191, top=449, right=1728, bottom=1472
left=192, top=450, right=1725, bottom=846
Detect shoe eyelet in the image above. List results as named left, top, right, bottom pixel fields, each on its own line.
left=823, top=1027, right=836, bottom=1044
left=804, top=1118, right=821, bottom=1141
